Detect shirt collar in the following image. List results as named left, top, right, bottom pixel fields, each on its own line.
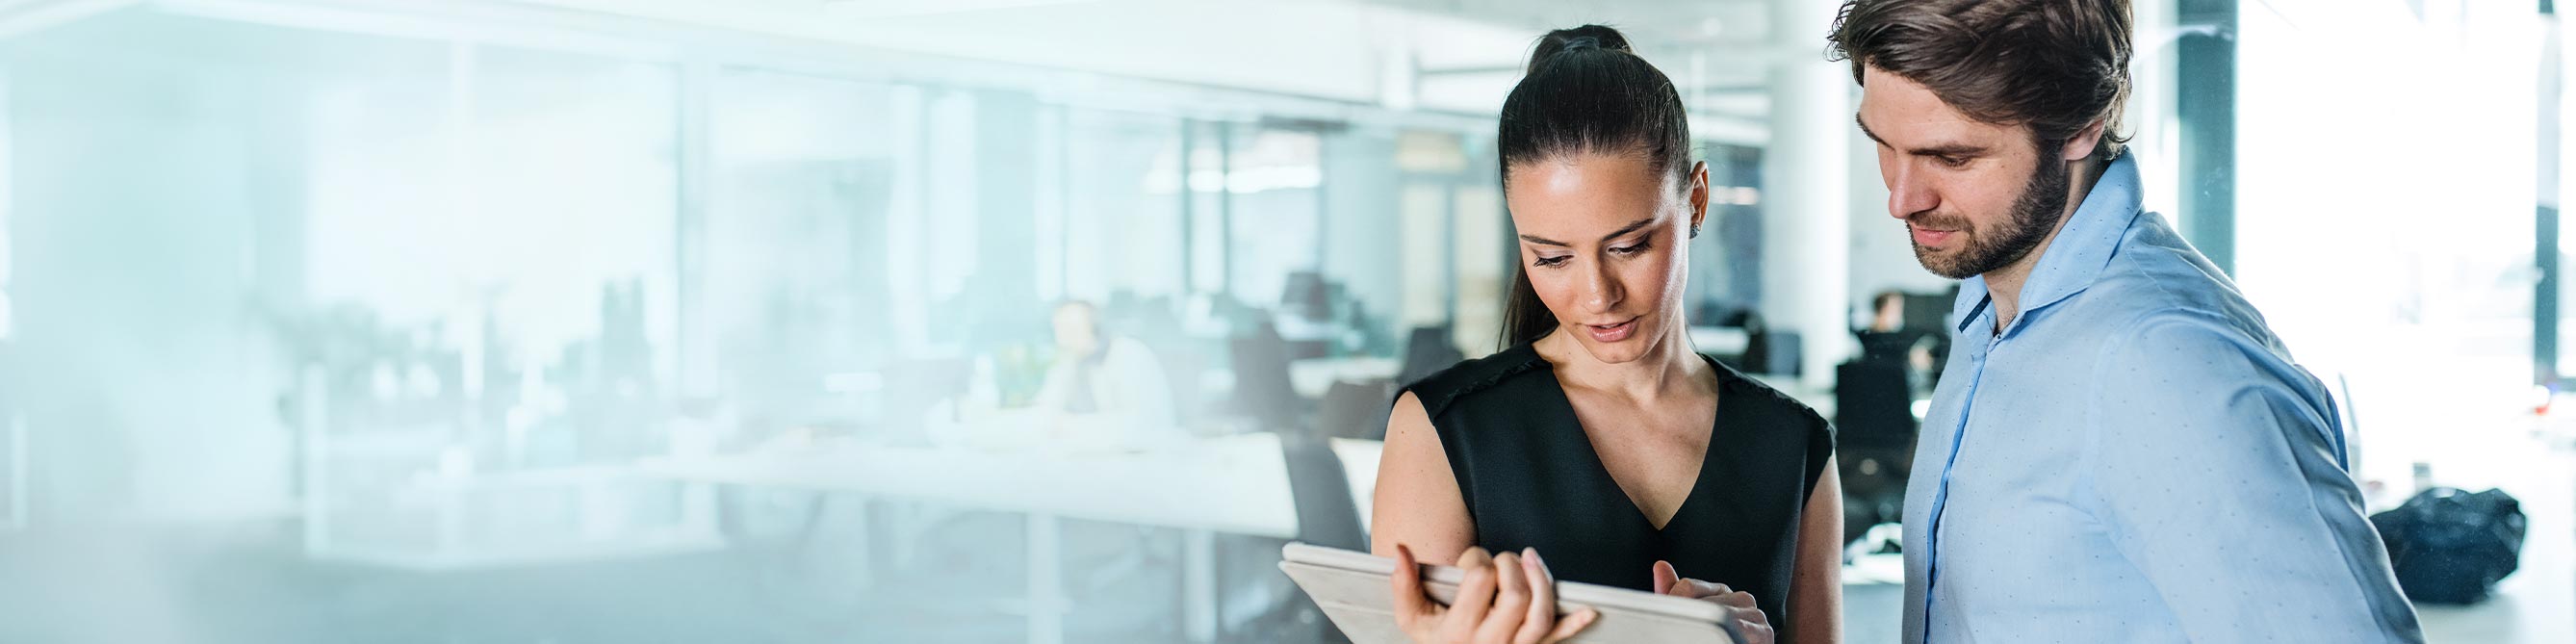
left=1947, top=152, right=2145, bottom=334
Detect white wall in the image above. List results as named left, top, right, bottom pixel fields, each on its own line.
left=1844, top=116, right=1958, bottom=325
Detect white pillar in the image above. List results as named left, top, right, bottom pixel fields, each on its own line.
left=1764, top=0, right=1854, bottom=387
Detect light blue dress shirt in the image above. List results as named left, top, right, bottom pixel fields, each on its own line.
left=1899, top=154, right=2424, bottom=643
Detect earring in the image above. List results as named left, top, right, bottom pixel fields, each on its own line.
left=1689, top=223, right=1702, bottom=239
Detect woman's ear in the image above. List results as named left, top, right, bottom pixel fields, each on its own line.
left=1687, top=161, right=1712, bottom=238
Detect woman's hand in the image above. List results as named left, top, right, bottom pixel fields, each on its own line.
left=1390, top=544, right=1599, bottom=644
left=1652, top=560, right=1774, bottom=644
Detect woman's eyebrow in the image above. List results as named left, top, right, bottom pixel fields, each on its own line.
left=1597, top=218, right=1657, bottom=242
left=1517, top=218, right=1657, bottom=246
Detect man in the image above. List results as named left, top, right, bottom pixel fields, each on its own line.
left=1856, top=290, right=1931, bottom=372
left=1030, top=299, right=1176, bottom=443
left=1827, top=1, right=2424, bottom=641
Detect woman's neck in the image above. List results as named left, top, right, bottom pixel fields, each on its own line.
left=1536, top=321, right=1709, bottom=405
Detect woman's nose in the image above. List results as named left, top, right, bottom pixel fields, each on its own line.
left=1579, top=259, right=1620, bottom=313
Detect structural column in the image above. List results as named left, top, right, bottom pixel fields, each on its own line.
left=1763, top=0, right=1854, bottom=386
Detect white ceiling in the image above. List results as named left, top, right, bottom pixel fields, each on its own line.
left=74, top=0, right=1791, bottom=131
left=502, top=0, right=1789, bottom=119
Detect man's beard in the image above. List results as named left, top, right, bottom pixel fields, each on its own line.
left=1909, top=156, right=2072, bottom=280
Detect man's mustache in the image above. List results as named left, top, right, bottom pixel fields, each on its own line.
left=1906, top=212, right=1972, bottom=232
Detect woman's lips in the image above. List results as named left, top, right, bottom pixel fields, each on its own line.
left=1585, top=318, right=1638, bottom=343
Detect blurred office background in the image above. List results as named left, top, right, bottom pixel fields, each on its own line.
left=0, top=0, right=2566, bottom=641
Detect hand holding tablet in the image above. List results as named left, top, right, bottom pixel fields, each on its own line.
left=1279, top=543, right=1746, bottom=644
left=1653, top=560, right=1774, bottom=644
left=1390, top=544, right=1596, bottom=644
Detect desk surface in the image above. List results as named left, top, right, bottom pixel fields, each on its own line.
left=1331, top=438, right=1382, bottom=533
left=637, top=432, right=1301, bottom=539
left=1288, top=356, right=1403, bottom=398
left=1687, top=325, right=1752, bottom=356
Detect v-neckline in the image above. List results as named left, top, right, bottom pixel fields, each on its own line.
left=1530, top=348, right=1728, bottom=533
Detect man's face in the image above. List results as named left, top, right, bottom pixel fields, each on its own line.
left=1052, top=305, right=1099, bottom=358
left=1855, top=67, right=2073, bottom=280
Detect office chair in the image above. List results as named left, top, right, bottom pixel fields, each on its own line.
left=1313, top=379, right=1398, bottom=441
left=1835, top=359, right=1919, bottom=546
left=1220, top=432, right=1368, bottom=644
left=1280, top=270, right=1333, bottom=322
left=1230, top=321, right=1308, bottom=432
left=1396, top=325, right=1466, bottom=388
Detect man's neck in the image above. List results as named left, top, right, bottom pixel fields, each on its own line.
left=1982, top=159, right=2103, bottom=331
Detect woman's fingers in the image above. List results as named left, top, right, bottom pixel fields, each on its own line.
left=1716, top=590, right=1759, bottom=611
left=1514, top=549, right=1558, bottom=644
left=1729, top=605, right=1776, bottom=644
left=1389, top=545, right=1439, bottom=637
left=1697, top=582, right=1757, bottom=612
left=1698, top=582, right=1765, bottom=631
left=1441, top=547, right=1497, bottom=643
left=1696, top=585, right=1770, bottom=644
left=1541, top=608, right=1598, bottom=644
left=1389, top=545, right=1622, bottom=644
left=1477, top=551, right=1531, bottom=644
left=1640, top=565, right=1775, bottom=644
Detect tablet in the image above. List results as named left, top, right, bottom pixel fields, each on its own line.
left=1279, top=543, right=1743, bottom=644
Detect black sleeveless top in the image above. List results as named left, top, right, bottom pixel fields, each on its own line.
left=1401, top=343, right=1835, bottom=631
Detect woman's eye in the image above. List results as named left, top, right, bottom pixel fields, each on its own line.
left=1610, top=241, right=1652, bottom=256
left=1533, top=255, right=1571, bottom=268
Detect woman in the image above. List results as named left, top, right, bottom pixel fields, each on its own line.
left=1370, top=25, right=1842, bottom=644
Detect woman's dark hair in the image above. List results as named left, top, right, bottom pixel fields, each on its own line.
left=1825, top=0, right=2132, bottom=166
left=1496, top=24, right=1694, bottom=348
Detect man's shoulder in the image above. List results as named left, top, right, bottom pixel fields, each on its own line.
left=2073, top=214, right=2280, bottom=348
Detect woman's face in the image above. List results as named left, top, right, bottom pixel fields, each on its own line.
left=1505, top=152, right=1709, bottom=365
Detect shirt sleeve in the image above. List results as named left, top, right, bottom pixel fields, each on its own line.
left=2083, top=313, right=2423, bottom=643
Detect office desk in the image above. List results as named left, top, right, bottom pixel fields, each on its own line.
left=1288, top=356, right=1402, bottom=398
left=636, top=430, right=1296, bottom=644
left=1330, top=438, right=1382, bottom=534
left=1195, top=355, right=1403, bottom=404
left=1687, top=325, right=1752, bottom=356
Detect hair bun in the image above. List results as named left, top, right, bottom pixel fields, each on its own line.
left=1527, top=24, right=1633, bottom=74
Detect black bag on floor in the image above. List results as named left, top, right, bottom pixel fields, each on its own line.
left=2369, top=487, right=2525, bottom=605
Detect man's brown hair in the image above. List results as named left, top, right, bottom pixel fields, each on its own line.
left=1827, top=0, right=2134, bottom=166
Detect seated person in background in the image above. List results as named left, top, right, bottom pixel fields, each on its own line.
left=1031, top=299, right=1177, bottom=443
left=1855, top=290, right=1932, bottom=375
